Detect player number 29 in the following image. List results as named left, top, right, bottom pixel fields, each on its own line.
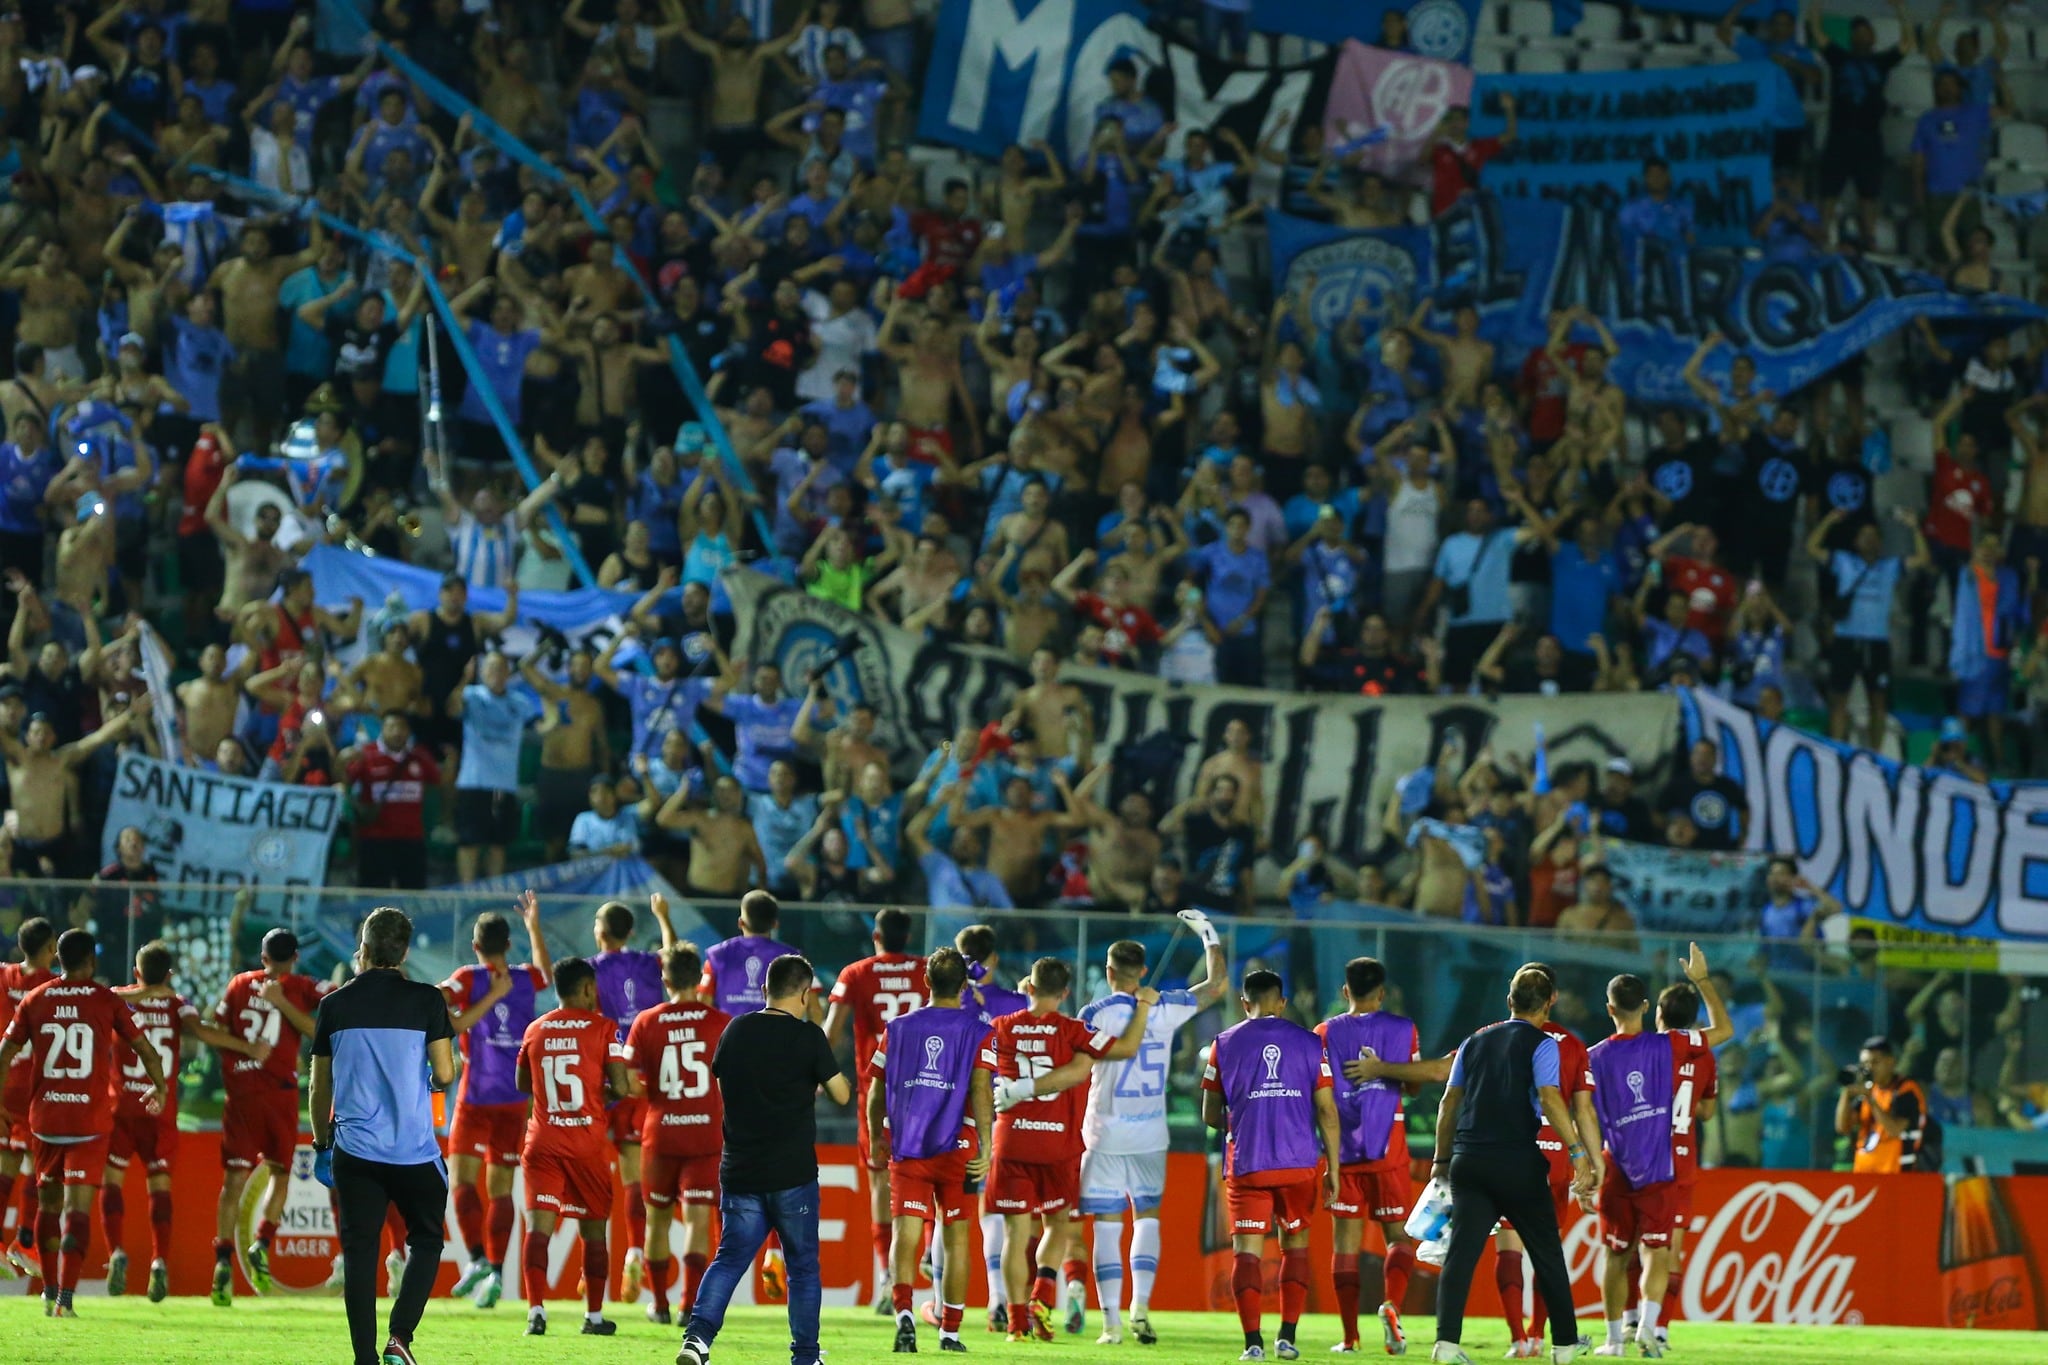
left=540, top=1053, right=586, bottom=1113
left=658, top=1039, right=711, bottom=1100
left=39, top=1022, right=94, bottom=1080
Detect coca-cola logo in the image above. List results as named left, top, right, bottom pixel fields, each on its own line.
left=1684, top=1181, right=1876, bottom=1324
left=1949, top=1276, right=2025, bottom=1324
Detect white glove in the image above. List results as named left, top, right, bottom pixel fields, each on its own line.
left=993, top=1075, right=1038, bottom=1112
left=1176, top=907, right=1220, bottom=949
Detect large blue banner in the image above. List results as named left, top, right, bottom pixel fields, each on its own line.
left=302, top=544, right=640, bottom=655
left=1266, top=196, right=2046, bottom=405
left=1470, top=63, right=1788, bottom=248
left=1680, top=688, right=2048, bottom=945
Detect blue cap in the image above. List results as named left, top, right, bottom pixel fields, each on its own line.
left=1939, top=717, right=1969, bottom=744
left=674, top=421, right=709, bottom=454
left=74, top=491, right=104, bottom=523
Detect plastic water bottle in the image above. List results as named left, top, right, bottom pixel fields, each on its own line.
left=1405, top=1176, right=1453, bottom=1244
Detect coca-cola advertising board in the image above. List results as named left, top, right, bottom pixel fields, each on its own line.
left=87, top=1140, right=2047, bottom=1328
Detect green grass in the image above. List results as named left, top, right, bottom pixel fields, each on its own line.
left=0, top=1301, right=2035, bottom=1364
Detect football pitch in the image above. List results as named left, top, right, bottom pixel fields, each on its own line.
left=0, top=1302, right=2032, bottom=1364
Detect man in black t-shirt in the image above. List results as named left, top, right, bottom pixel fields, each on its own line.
left=1730, top=412, right=1811, bottom=587
left=683, top=953, right=850, bottom=1365
left=1139, top=856, right=1194, bottom=916
left=1298, top=612, right=1431, bottom=694
left=1658, top=739, right=1750, bottom=851
left=1644, top=409, right=1719, bottom=533
left=1163, top=775, right=1257, bottom=913
left=1591, top=759, right=1657, bottom=843
left=1813, top=9, right=1909, bottom=246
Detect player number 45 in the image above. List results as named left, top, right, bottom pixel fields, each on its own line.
left=658, top=1039, right=711, bottom=1100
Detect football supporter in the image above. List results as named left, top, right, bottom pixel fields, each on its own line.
left=986, top=959, right=1154, bottom=1341
left=515, top=956, right=631, bottom=1338
left=106, top=940, right=271, bottom=1302
left=0, top=929, right=167, bottom=1316
left=1074, top=914, right=1229, bottom=1345
left=623, top=942, right=731, bottom=1325
left=1587, top=947, right=1732, bottom=1357
left=441, top=894, right=554, bottom=1309
left=823, top=907, right=929, bottom=1307
left=1200, top=968, right=1342, bottom=1361
left=0, top=917, right=58, bottom=1279
left=211, top=927, right=332, bottom=1306
left=342, top=709, right=442, bottom=891
left=1316, top=957, right=1424, bottom=1356
left=590, top=891, right=679, bottom=1301
left=868, top=946, right=997, bottom=1353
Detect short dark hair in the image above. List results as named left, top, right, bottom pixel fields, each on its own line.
left=1644, top=156, right=1670, bottom=174
left=137, top=940, right=174, bottom=986
left=1509, top=965, right=1555, bottom=1013
left=553, top=957, right=597, bottom=1000
left=928, top=946, right=969, bottom=998
left=359, top=907, right=411, bottom=969
left=766, top=954, right=813, bottom=998
left=1607, top=973, right=1650, bottom=1014
left=1242, top=968, right=1284, bottom=1004
left=1107, top=940, right=1146, bottom=979
left=56, top=929, right=95, bottom=973
left=1345, top=957, right=1386, bottom=999
left=473, top=912, right=512, bottom=957
left=1657, top=982, right=1700, bottom=1030
left=875, top=907, right=913, bottom=954
left=955, top=925, right=995, bottom=964
left=664, top=942, right=703, bottom=991
left=1767, top=856, right=1796, bottom=876
left=16, top=917, right=54, bottom=961
left=1860, top=1034, right=1896, bottom=1056
left=1028, top=957, right=1071, bottom=997
left=740, top=889, right=779, bottom=932
left=597, top=900, right=636, bottom=942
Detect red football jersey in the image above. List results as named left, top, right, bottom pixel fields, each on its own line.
left=518, top=1008, right=625, bottom=1161
left=0, top=962, right=58, bottom=1113
left=829, top=952, right=928, bottom=1085
left=624, top=1001, right=732, bottom=1157
left=1537, top=1021, right=1593, bottom=1183
left=112, top=988, right=196, bottom=1121
left=345, top=742, right=443, bottom=841
left=216, top=970, right=331, bottom=1099
left=1671, top=1030, right=1718, bottom=1185
left=991, top=1008, right=1117, bottom=1165
left=2, top=978, right=144, bottom=1138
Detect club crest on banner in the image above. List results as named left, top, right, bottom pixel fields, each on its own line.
left=1407, top=0, right=1471, bottom=60
left=1289, top=234, right=1421, bottom=332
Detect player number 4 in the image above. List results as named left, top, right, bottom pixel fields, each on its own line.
left=1672, top=1079, right=1695, bottom=1137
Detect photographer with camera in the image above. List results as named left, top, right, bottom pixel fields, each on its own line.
left=1834, top=1035, right=1929, bottom=1172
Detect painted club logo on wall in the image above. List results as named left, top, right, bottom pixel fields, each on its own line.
left=1407, top=0, right=1472, bottom=60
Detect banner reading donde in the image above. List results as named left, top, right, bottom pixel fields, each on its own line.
left=722, top=571, right=1679, bottom=868
left=1682, top=688, right=2048, bottom=946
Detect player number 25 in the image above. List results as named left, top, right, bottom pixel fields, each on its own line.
left=39, top=1022, right=94, bottom=1080
left=658, top=1039, right=711, bottom=1100
left=1113, top=1038, right=1167, bottom=1100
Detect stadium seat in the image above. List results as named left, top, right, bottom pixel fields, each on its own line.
left=1865, top=15, right=1904, bottom=54
left=1637, top=45, right=1698, bottom=69
left=1575, top=3, right=1625, bottom=42
left=1575, top=40, right=1635, bottom=72
left=1503, top=0, right=1553, bottom=39
left=1513, top=41, right=1572, bottom=74
left=1990, top=166, right=2047, bottom=197
left=1880, top=114, right=1918, bottom=161
left=1473, top=44, right=1509, bottom=74
left=1888, top=412, right=1936, bottom=473
left=1885, top=59, right=1936, bottom=114
left=2006, top=66, right=2048, bottom=120
left=1997, top=120, right=2048, bottom=169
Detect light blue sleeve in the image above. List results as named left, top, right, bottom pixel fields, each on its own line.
left=1448, top=1039, right=1468, bottom=1088
left=1533, top=1035, right=1561, bottom=1090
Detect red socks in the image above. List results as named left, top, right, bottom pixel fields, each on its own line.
left=1008, top=1304, right=1031, bottom=1335
left=893, top=1282, right=914, bottom=1313
left=1385, top=1241, right=1416, bottom=1310
left=1279, top=1247, right=1309, bottom=1326
left=649, top=1256, right=674, bottom=1313
left=627, top=1184, right=647, bottom=1252
left=256, top=1217, right=278, bottom=1251
left=1496, top=1248, right=1526, bottom=1343
left=873, top=1221, right=892, bottom=1277
left=942, top=1303, right=964, bottom=1333
left=523, top=1230, right=549, bottom=1309
left=1032, top=1267, right=1057, bottom=1308
left=1332, top=1251, right=1361, bottom=1344
left=683, top=1252, right=708, bottom=1314
left=489, top=1194, right=515, bottom=1265
left=582, top=1236, right=607, bottom=1314
left=38, top=1209, right=60, bottom=1263
left=1232, top=1251, right=1263, bottom=1333
left=100, top=1185, right=126, bottom=1250
left=59, top=1211, right=89, bottom=1292
left=149, top=1190, right=173, bottom=1263
left=1664, top=1266, right=1683, bottom=1325
left=454, top=1183, right=485, bottom=1260
left=1061, top=1257, right=1086, bottom=1299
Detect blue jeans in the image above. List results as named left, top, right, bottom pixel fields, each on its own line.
left=686, top=1182, right=822, bottom=1365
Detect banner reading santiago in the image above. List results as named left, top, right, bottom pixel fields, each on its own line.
left=722, top=570, right=1680, bottom=869
left=102, top=751, right=343, bottom=915
left=1681, top=687, right=2048, bottom=945
left=1267, top=195, right=2046, bottom=405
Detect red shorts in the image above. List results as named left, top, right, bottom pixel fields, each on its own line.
left=891, top=1150, right=970, bottom=1223
left=3, top=1072, right=30, bottom=1152
left=33, top=1133, right=110, bottom=1188
left=1599, top=1172, right=1679, bottom=1251
left=222, top=1088, right=301, bottom=1171
left=643, top=1150, right=720, bottom=1208
left=988, top=1156, right=1079, bottom=1217
left=450, top=1101, right=526, bottom=1167
left=107, top=1109, right=178, bottom=1175
left=1332, top=1161, right=1412, bottom=1223
left=524, top=1146, right=615, bottom=1221
left=607, top=1098, right=646, bottom=1148
left=1226, top=1168, right=1321, bottom=1236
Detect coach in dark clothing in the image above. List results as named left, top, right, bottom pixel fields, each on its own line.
left=310, top=907, right=457, bottom=1365
left=1429, top=965, right=1597, bottom=1364
left=681, top=954, right=851, bottom=1365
